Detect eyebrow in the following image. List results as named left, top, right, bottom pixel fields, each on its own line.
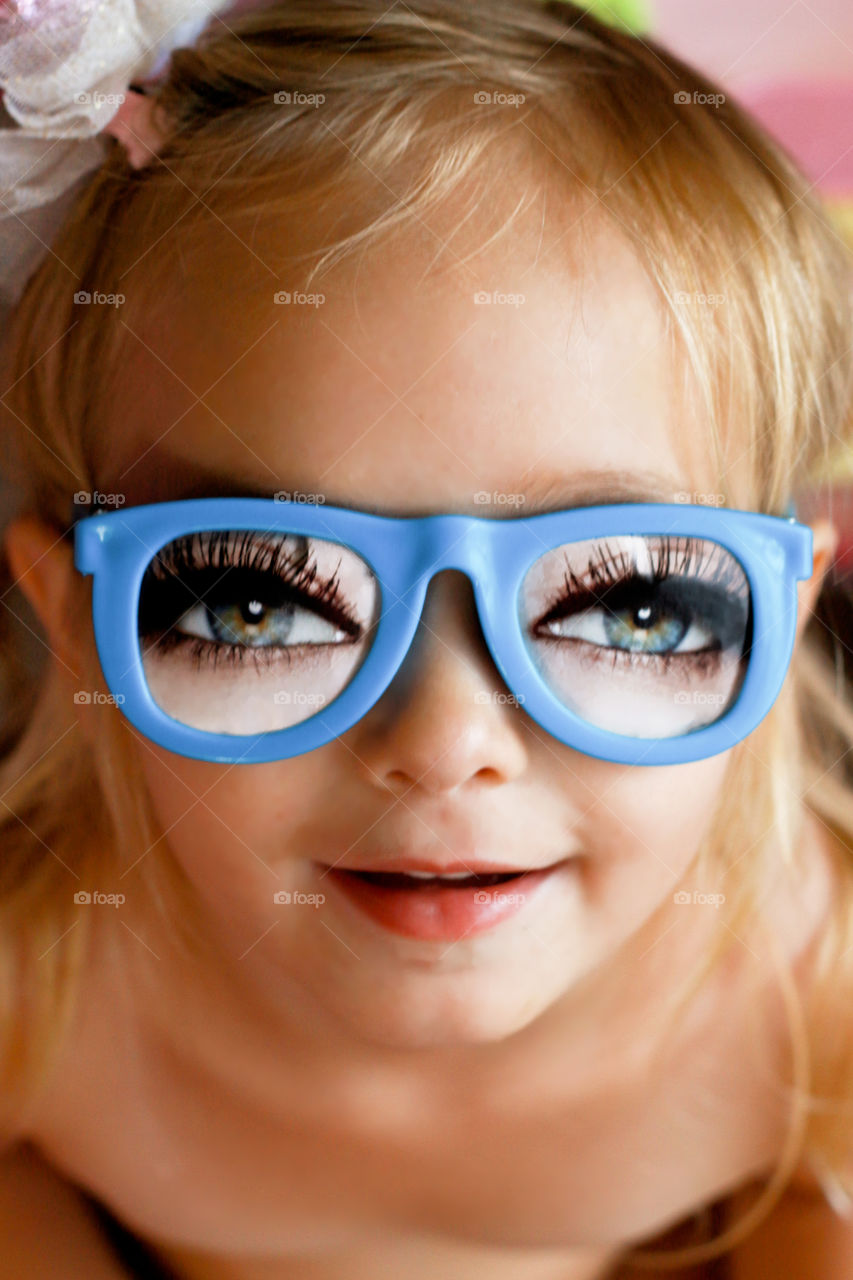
left=511, top=468, right=685, bottom=515
left=125, top=463, right=687, bottom=517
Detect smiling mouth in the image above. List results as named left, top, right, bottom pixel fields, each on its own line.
left=341, top=869, right=531, bottom=890
left=319, top=858, right=575, bottom=941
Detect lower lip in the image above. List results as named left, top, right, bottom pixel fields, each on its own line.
left=321, top=863, right=569, bottom=941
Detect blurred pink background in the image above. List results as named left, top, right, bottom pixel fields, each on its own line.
left=648, top=0, right=853, bottom=522
left=650, top=0, right=853, bottom=200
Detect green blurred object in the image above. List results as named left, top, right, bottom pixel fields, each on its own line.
left=553, top=0, right=653, bottom=35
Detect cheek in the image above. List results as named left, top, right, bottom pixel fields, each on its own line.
left=133, top=746, right=327, bottom=889
left=578, top=755, right=732, bottom=919
left=610, top=756, right=730, bottom=859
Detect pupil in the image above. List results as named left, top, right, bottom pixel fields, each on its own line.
left=243, top=599, right=264, bottom=623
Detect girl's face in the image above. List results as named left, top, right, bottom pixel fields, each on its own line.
left=87, top=205, right=764, bottom=1050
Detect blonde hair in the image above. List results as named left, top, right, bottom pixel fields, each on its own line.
left=1, top=0, right=852, bottom=1268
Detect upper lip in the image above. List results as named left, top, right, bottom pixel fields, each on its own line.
left=318, top=855, right=569, bottom=875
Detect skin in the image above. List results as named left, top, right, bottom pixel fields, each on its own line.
left=3, top=190, right=844, bottom=1279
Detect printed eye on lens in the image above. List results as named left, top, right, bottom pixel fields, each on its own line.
left=136, top=529, right=381, bottom=735
left=519, top=534, right=752, bottom=739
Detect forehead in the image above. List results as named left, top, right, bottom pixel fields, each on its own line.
left=100, top=193, right=715, bottom=513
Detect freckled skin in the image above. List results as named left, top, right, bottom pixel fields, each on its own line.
left=6, top=192, right=840, bottom=1280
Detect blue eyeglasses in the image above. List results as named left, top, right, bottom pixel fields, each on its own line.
left=71, top=496, right=812, bottom=767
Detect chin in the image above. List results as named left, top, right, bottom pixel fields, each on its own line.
left=315, top=969, right=569, bottom=1050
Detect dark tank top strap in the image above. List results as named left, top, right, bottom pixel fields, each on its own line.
left=78, top=1187, right=182, bottom=1279
left=705, top=1193, right=734, bottom=1278
left=624, top=1191, right=736, bottom=1276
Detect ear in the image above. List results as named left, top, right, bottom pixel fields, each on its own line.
left=3, top=514, right=81, bottom=675
left=794, top=517, right=840, bottom=645
left=101, top=88, right=167, bottom=170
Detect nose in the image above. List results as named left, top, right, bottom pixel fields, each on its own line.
left=346, top=568, right=529, bottom=794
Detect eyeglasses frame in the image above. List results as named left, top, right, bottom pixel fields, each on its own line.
left=71, top=496, right=812, bottom=767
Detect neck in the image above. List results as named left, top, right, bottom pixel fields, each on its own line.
left=151, top=1233, right=620, bottom=1280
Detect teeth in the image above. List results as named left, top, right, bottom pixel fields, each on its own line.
left=402, top=870, right=474, bottom=880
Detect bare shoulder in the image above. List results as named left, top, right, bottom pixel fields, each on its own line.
left=719, top=1171, right=853, bottom=1279
left=606, top=1166, right=853, bottom=1280
left=0, top=1139, right=130, bottom=1278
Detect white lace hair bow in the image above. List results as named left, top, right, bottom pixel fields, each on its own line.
left=0, top=0, right=237, bottom=321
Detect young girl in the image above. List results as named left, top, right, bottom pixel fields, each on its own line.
left=0, top=2, right=852, bottom=1276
